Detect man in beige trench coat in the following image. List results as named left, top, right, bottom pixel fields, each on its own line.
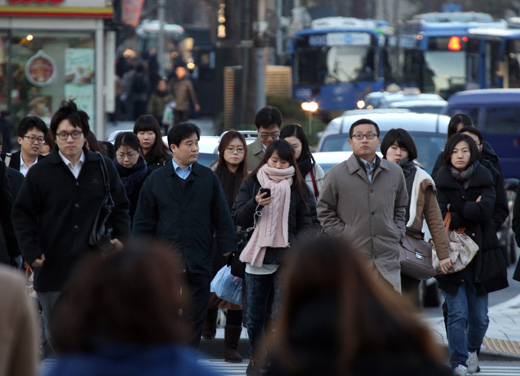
left=317, top=118, right=408, bottom=292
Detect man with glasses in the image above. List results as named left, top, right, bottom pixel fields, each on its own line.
left=247, top=106, right=283, bottom=170
left=317, top=118, right=408, bottom=293
left=1, top=116, right=48, bottom=176
left=12, top=100, right=130, bottom=355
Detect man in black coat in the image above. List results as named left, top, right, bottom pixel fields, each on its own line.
left=133, top=122, right=237, bottom=348
left=0, top=159, right=20, bottom=266
left=12, top=100, right=130, bottom=352
left=1, top=116, right=47, bottom=176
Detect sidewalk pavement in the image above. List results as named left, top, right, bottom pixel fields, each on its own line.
left=424, top=294, right=520, bottom=359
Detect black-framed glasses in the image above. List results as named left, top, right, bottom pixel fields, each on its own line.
left=23, top=135, right=45, bottom=144
left=56, top=130, right=83, bottom=140
left=351, top=133, right=377, bottom=140
left=259, top=131, right=280, bottom=139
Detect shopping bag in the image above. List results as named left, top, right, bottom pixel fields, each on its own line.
left=210, top=265, right=242, bottom=305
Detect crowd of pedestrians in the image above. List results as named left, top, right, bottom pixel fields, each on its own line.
left=0, top=94, right=518, bottom=376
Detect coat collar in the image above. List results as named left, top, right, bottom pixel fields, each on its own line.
left=345, top=153, right=389, bottom=181
left=166, top=160, right=202, bottom=179
left=47, top=148, right=96, bottom=165
left=250, top=137, right=264, bottom=156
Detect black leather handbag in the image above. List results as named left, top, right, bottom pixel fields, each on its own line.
left=399, top=227, right=436, bottom=280
left=228, top=225, right=253, bottom=278
left=88, top=152, right=115, bottom=253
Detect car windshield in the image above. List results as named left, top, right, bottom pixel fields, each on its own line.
left=320, top=131, right=445, bottom=174
left=196, top=153, right=218, bottom=168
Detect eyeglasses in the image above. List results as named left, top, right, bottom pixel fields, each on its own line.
left=351, top=133, right=377, bottom=140
left=259, top=131, right=280, bottom=139
left=225, top=146, right=245, bottom=154
left=117, top=152, right=139, bottom=159
left=56, top=130, right=83, bottom=140
left=23, top=135, right=45, bottom=144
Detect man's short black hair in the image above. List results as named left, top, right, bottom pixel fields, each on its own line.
left=349, top=118, right=380, bottom=139
left=458, top=126, right=483, bottom=144
left=50, top=100, right=90, bottom=137
left=167, top=122, right=201, bottom=147
left=17, top=116, right=48, bottom=137
left=254, top=106, right=283, bottom=130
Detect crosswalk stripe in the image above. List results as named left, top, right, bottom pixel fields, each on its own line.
left=198, top=361, right=520, bottom=376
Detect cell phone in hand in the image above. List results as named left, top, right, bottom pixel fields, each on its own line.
left=259, top=187, right=271, bottom=198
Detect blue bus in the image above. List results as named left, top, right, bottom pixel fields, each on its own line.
left=391, top=12, right=506, bottom=98
left=466, top=28, right=520, bottom=89
left=289, top=17, right=391, bottom=115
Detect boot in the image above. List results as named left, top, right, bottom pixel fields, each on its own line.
left=224, top=325, right=243, bottom=363
left=202, top=308, right=218, bottom=340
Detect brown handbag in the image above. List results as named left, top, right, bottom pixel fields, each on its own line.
left=399, top=227, right=436, bottom=280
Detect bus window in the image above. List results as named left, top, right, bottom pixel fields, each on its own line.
left=485, top=42, right=500, bottom=88
left=506, top=40, right=520, bottom=88
left=483, top=106, right=520, bottom=134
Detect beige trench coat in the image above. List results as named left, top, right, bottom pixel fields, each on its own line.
left=317, top=154, right=408, bottom=292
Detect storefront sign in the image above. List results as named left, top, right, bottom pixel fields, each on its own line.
left=9, top=0, right=65, bottom=3
left=25, top=50, right=56, bottom=86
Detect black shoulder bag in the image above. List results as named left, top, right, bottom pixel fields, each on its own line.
left=88, top=152, right=115, bottom=253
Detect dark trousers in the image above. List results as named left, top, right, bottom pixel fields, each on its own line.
left=174, top=110, right=189, bottom=125
left=184, top=271, right=212, bottom=348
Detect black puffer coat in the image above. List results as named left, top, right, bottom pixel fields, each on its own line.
left=434, top=163, right=508, bottom=296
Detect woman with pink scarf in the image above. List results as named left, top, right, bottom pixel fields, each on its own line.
left=232, top=139, right=313, bottom=376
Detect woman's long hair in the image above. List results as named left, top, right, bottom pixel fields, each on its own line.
left=214, top=130, right=248, bottom=204
left=447, top=113, right=474, bottom=139
left=250, top=139, right=309, bottom=205
left=267, top=236, right=446, bottom=375
left=51, top=239, right=190, bottom=352
left=133, top=115, right=170, bottom=164
left=280, top=123, right=315, bottom=165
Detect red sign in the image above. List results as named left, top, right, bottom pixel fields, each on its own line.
left=122, top=0, right=144, bottom=27
left=9, top=0, right=65, bottom=3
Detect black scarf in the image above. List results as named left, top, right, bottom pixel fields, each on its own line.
left=450, top=162, right=477, bottom=190
left=297, top=155, right=313, bottom=180
left=114, top=156, right=148, bottom=197
left=398, top=158, right=416, bottom=224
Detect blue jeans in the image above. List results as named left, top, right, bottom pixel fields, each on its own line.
left=245, top=270, right=281, bottom=359
left=442, top=267, right=489, bottom=369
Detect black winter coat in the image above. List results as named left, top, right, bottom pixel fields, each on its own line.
left=0, top=160, right=20, bottom=264
left=132, top=162, right=237, bottom=276
left=12, top=149, right=131, bottom=292
left=232, top=176, right=314, bottom=264
left=434, top=163, right=508, bottom=295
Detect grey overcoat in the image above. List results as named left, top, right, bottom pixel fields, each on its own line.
left=317, top=154, right=408, bottom=292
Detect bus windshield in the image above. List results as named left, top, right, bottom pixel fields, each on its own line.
left=423, top=50, right=465, bottom=96
left=294, top=33, right=377, bottom=86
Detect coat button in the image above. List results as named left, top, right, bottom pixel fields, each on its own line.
left=371, top=211, right=375, bottom=215
left=374, top=254, right=377, bottom=259
left=373, top=234, right=377, bottom=238
left=74, top=225, right=79, bottom=230
left=74, top=203, right=79, bottom=208
left=76, top=182, right=79, bottom=186
left=370, top=189, right=374, bottom=193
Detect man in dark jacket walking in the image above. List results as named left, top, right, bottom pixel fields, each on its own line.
left=12, top=100, right=130, bottom=352
left=133, top=122, right=237, bottom=348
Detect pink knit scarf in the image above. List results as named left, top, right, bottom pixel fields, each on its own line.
left=239, top=164, right=294, bottom=267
